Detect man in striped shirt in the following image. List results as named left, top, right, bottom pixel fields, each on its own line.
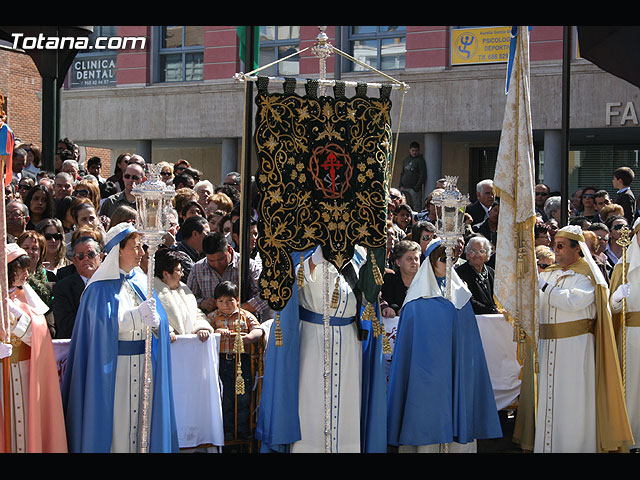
left=187, top=231, right=269, bottom=319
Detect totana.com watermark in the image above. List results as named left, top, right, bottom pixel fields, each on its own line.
left=10, top=33, right=146, bottom=50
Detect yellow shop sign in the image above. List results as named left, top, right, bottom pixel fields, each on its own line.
left=451, top=26, right=511, bottom=65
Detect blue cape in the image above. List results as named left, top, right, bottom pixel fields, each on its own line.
left=256, top=250, right=387, bottom=453
left=61, top=270, right=179, bottom=453
left=387, top=296, right=502, bottom=446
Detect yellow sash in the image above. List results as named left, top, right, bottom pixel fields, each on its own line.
left=538, top=318, right=595, bottom=339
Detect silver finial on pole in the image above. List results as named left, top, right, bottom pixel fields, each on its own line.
left=131, top=163, right=176, bottom=453
left=312, top=26, right=334, bottom=96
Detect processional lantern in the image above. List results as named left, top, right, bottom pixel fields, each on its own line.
left=130, top=163, right=176, bottom=453
left=430, top=176, right=470, bottom=300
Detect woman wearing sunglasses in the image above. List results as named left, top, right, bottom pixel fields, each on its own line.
left=387, top=238, right=501, bottom=452
left=35, top=217, right=68, bottom=276
left=73, top=178, right=101, bottom=210
left=535, top=245, right=555, bottom=274
left=579, top=186, right=598, bottom=220
left=17, top=177, right=35, bottom=198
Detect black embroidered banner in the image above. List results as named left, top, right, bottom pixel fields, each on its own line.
left=254, top=77, right=393, bottom=311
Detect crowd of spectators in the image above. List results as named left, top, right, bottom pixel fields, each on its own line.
left=11, top=138, right=639, bottom=328
left=7, top=135, right=640, bottom=451
left=381, top=165, right=640, bottom=317
left=6, top=137, right=268, bottom=450
left=7, top=138, right=269, bottom=334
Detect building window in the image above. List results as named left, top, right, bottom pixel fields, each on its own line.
left=258, top=26, right=300, bottom=76
left=158, top=26, right=204, bottom=82
left=348, top=26, right=406, bottom=72
left=567, top=145, right=640, bottom=201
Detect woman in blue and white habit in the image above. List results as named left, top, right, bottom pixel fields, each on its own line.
left=387, top=238, right=502, bottom=452
left=61, top=222, right=179, bottom=453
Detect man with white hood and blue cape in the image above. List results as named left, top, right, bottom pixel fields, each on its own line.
left=387, top=237, right=502, bottom=452
left=61, top=222, right=179, bottom=453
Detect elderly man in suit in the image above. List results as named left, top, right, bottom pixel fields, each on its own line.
left=466, top=179, right=495, bottom=226
left=52, top=236, right=102, bottom=338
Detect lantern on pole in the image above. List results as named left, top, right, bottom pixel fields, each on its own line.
left=430, top=176, right=470, bottom=300
left=130, top=163, right=176, bottom=453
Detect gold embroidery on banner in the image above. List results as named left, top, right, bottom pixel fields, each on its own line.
left=254, top=82, right=392, bottom=311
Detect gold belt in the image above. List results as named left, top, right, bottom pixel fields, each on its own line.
left=539, top=318, right=595, bottom=339
left=624, top=311, right=640, bottom=327
left=9, top=337, right=30, bottom=363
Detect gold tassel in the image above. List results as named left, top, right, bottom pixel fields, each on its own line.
left=362, top=303, right=376, bottom=322
left=233, top=331, right=244, bottom=354
left=382, top=332, right=392, bottom=354
left=232, top=318, right=245, bottom=395
left=370, top=251, right=384, bottom=286
left=297, top=254, right=305, bottom=288
left=362, top=301, right=391, bottom=353
left=330, top=275, right=340, bottom=309
left=516, top=246, right=525, bottom=278
left=275, top=312, right=283, bottom=347
left=372, top=315, right=382, bottom=337
left=235, top=355, right=245, bottom=395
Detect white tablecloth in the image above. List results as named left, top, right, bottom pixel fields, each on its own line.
left=53, top=333, right=224, bottom=450
left=474, top=314, right=521, bottom=410
left=382, top=313, right=521, bottom=411
left=170, top=334, right=224, bottom=449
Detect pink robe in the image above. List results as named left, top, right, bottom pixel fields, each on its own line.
left=0, top=285, right=67, bottom=452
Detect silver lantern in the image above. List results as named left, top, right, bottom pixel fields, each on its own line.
left=430, top=176, right=470, bottom=301
left=130, top=163, right=176, bottom=453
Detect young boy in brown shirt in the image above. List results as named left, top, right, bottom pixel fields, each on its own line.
left=208, top=281, right=262, bottom=444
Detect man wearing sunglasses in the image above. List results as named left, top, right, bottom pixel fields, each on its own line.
left=100, top=161, right=146, bottom=218
left=530, top=225, right=632, bottom=453
left=534, top=183, right=551, bottom=221
left=223, top=171, right=241, bottom=191
left=5, top=200, right=30, bottom=241
left=52, top=236, right=103, bottom=339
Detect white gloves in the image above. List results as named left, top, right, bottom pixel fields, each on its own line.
left=537, top=272, right=547, bottom=291
left=8, top=302, right=25, bottom=320
left=612, top=283, right=631, bottom=305
left=311, top=245, right=325, bottom=266
left=0, top=342, right=12, bottom=360
left=138, top=298, right=160, bottom=328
